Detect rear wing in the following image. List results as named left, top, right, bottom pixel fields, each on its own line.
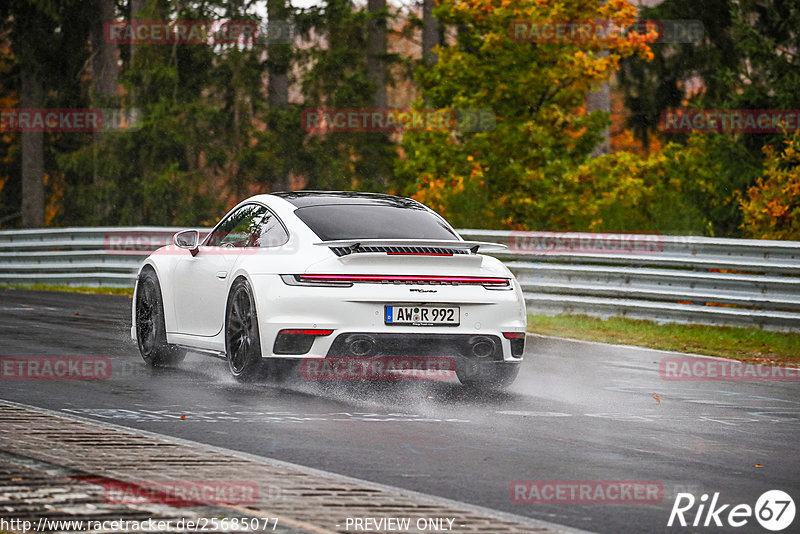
left=314, top=239, right=507, bottom=255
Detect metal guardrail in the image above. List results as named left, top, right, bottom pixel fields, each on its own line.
left=459, top=230, right=800, bottom=330
left=0, top=227, right=183, bottom=287
left=1, top=227, right=799, bottom=330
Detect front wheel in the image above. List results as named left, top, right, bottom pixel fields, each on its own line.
left=225, top=278, right=263, bottom=381
left=135, top=269, right=185, bottom=367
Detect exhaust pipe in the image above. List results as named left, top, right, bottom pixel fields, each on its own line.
left=469, top=336, right=495, bottom=359
left=346, top=335, right=376, bottom=357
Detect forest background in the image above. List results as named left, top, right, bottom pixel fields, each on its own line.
left=1, top=0, right=798, bottom=239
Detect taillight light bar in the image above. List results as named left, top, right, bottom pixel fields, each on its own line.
left=281, top=274, right=512, bottom=289
left=386, top=252, right=453, bottom=256
left=301, top=274, right=508, bottom=285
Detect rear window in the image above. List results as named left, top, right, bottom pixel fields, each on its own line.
left=294, top=204, right=459, bottom=241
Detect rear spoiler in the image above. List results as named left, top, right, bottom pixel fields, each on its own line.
left=313, top=239, right=507, bottom=254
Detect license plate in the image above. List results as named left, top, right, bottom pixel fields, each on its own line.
left=385, top=305, right=460, bottom=326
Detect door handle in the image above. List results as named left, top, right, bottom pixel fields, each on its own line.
left=216, top=271, right=228, bottom=279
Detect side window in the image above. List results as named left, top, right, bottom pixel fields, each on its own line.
left=205, top=204, right=288, bottom=248
left=206, top=204, right=265, bottom=248
left=252, top=211, right=290, bottom=247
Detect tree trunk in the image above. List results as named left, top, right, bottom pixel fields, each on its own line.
left=586, top=80, right=611, bottom=157
left=267, top=0, right=289, bottom=108
left=366, top=0, right=387, bottom=108
left=129, top=0, right=145, bottom=65
left=422, top=0, right=439, bottom=65
left=90, top=0, right=120, bottom=221
left=21, top=72, right=44, bottom=228
left=587, top=0, right=610, bottom=158
left=267, top=0, right=291, bottom=191
left=92, top=0, right=119, bottom=103
left=586, top=47, right=610, bottom=157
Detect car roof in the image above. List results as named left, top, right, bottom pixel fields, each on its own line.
left=270, top=191, right=423, bottom=209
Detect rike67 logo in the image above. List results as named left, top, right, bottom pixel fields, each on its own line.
left=668, top=490, right=795, bottom=531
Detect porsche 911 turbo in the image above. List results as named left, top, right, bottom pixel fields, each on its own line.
left=131, top=191, right=526, bottom=388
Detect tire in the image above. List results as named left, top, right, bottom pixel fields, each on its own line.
left=135, top=268, right=186, bottom=367
left=456, top=360, right=520, bottom=390
left=225, top=278, right=264, bottom=381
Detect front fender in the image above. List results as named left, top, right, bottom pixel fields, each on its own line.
left=130, top=250, right=180, bottom=340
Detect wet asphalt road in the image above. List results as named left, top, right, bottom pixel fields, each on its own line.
left=0, top=288, right=798, bottom=534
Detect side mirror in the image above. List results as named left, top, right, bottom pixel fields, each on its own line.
left=174, top=230, right=200, bottom=256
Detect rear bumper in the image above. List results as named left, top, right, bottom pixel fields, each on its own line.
left=325, top=332, right=521, bottom=360
left=266, top=329, right=525, bottom=363
left=251, top=274, right=527, bottom=362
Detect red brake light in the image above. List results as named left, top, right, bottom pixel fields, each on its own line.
left=503, top=332, right=526, bottom=339
left=278, top=329, right=333, bottom=336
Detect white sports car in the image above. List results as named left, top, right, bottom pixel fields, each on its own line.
left=131, top=191, right=526, bottom=388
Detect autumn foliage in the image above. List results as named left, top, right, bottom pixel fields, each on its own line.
left=740, top=131, right=800, bottom=240
left=399, top=0, right=655, bottom=229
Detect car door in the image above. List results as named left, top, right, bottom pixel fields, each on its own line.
left=172, top=203, right=271, bottom=337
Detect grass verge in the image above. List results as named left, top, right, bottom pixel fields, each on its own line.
left=528, top=313, right=800, bottom=363
left=0, top=284, right=133, bottom=296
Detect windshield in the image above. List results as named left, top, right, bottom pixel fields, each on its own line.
left=294, top=204, right=459, bottom=241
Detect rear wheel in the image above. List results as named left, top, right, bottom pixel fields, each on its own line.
left=135, top=269, right=185, bottom=367
left=456, top=360, right=520, bottom=390
left=225, top=278, right=264, bottom=381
